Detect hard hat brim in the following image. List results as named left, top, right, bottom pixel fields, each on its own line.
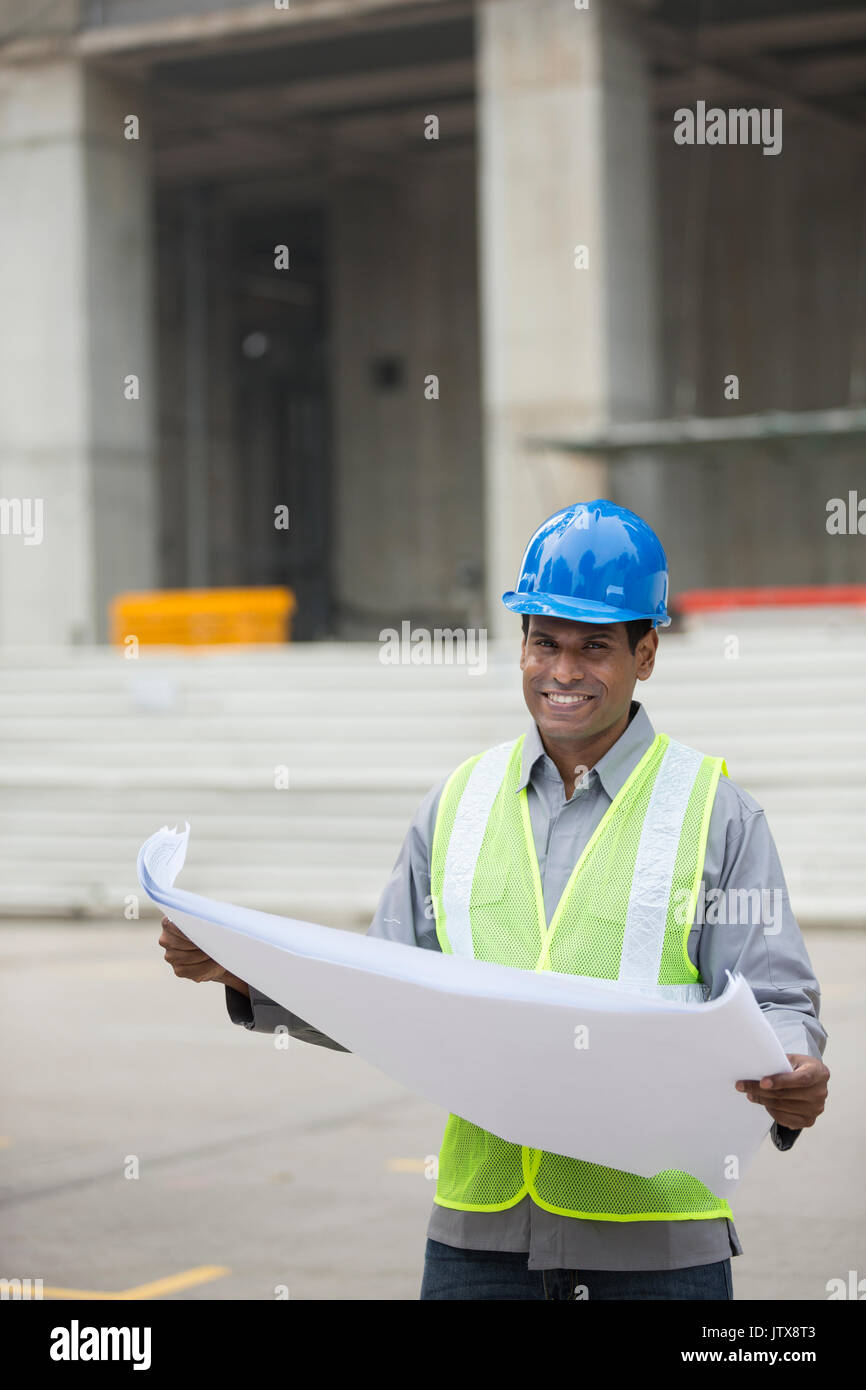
left=501, top=589, right=670, bottom=627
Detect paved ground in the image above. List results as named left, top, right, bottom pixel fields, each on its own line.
left=0, top=920, right=862, bottom=1301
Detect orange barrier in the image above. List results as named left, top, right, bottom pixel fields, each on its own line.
left=109, top=587, right=296, bottom=646
left=675, top=584, right=866, bottom=613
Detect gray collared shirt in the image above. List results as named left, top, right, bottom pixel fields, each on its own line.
left=225, top=700, right=827, bottom=1271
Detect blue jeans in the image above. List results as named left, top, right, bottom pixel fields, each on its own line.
left=420, top=1238, right=734, bottom=1301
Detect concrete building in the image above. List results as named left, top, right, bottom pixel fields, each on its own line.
left=1, top=0, right=865, bottom=645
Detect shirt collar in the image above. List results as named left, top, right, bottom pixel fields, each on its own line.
left=517, top=700, right=657, bottom=801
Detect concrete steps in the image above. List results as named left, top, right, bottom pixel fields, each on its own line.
left=0, top=616, right=863, bottom=926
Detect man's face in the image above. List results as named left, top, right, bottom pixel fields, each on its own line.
left=519, top=615, right=657, bottom=746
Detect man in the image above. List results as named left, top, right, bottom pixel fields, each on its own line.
left=161, top=499, right=829, bottom=1301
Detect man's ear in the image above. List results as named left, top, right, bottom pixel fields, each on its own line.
left=519, top=618, right=531, bottom=669
left=635, top=628, right=659, bottom=682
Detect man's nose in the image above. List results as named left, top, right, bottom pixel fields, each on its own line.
left=549, top=650, right=585, bottom=685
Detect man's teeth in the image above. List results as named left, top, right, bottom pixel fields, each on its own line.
left=546, top=693, right=592, bottom=704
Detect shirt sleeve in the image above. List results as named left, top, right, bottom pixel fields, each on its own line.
left=694, top=780, right=828, bottom=1152
left=224, top=778, right=445, bottom=1045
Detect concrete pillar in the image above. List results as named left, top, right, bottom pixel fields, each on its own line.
left=0, top=54, right=156, bottom=645
left=476, top=0, right=661, bottom=636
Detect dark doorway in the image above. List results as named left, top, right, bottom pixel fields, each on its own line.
left=233, top=204, right=332, bottom=639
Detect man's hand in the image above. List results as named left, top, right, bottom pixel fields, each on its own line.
left=159, top=917, right=250, bottom=997
left=736, top=1053, right=829, bottom=1129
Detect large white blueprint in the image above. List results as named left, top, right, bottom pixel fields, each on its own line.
left=138, top=823, right=791, bottom=1199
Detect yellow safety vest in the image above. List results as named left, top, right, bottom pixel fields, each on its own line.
left=429, top=730, right=733, bottom=1222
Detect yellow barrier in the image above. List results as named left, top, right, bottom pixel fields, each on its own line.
left=109, top=587, right=296, bottom=646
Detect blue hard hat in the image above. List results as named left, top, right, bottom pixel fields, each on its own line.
left=501, top=499, right=671, bottom=627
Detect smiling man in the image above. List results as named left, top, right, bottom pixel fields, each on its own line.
left=161, top=498, right=829, bottom=1302
left=521, top=612, right=654, bottom=798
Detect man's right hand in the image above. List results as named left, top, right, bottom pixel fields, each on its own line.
left=159, top=917, right=250, bottom=997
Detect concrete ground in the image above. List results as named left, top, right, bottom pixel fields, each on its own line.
left=0, top=921, right=862, bottom=1301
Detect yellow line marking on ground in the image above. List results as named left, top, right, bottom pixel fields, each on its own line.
left=386, top=1157, right=427, bottom=1173
left=39, top=1265, right=230, bottom=1300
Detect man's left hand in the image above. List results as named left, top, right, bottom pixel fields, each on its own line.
left=735, top=1054, right=829, bottom=1129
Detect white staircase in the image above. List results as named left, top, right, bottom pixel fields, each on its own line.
left=0, top=612, right=863, bottom=926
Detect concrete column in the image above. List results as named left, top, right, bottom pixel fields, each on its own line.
left=0, top=54, right=156, bottom=645
left=476, top=0, right=661, bottom=636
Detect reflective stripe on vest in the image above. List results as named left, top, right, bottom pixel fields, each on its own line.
left=430, top=730, right=730, bottom=1221
left=440, top=739, right=516, bottom=960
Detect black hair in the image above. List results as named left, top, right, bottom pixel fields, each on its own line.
left=521, top=612, right=652, bottom=653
